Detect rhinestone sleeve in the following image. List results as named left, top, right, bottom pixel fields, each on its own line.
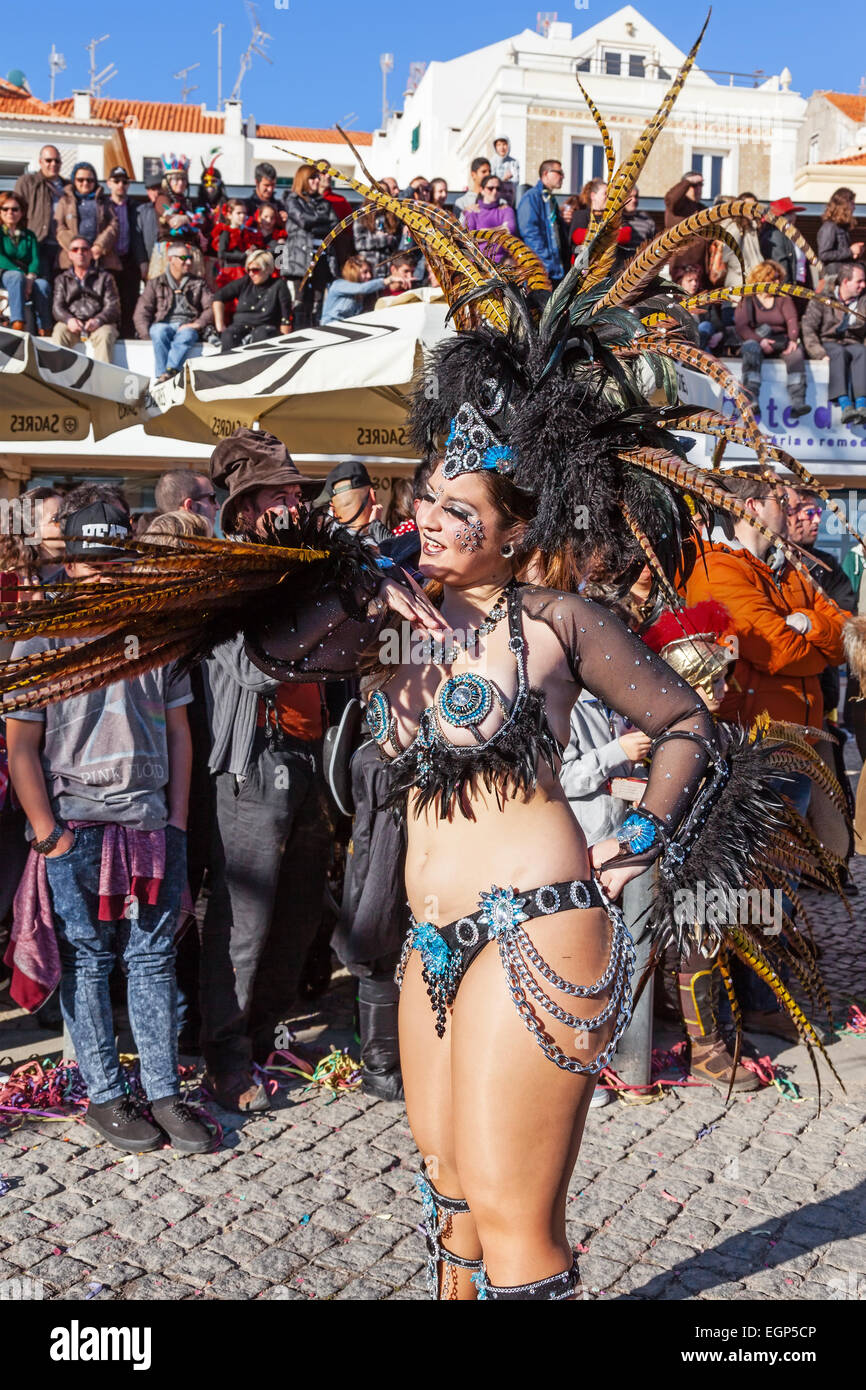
left=523, top=589, right=719, bottom=865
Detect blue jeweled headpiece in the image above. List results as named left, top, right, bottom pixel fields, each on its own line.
left=442, top=380, right=516, bottom=480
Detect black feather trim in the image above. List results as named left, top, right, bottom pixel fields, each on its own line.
left=382, top=686, right=560, bottom=820
left=647, top=722, right=843, bottom=951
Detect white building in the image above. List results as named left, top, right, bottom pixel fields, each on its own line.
left=49, top=93, right=370, bottom=186
left=0, top=76, right=133, bottom=183
left=794, top=92, right=866, bottom=204
left=370, top=6, right=804, bottom=201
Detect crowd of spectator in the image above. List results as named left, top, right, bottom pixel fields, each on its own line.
left=2, top=433, right=864, bottom=1132
left=1, top=140, right=866, bottom=418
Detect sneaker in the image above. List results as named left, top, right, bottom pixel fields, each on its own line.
left=788, top=402, right=810, bottom=420
left=202, top=1068, right=271, bottom=1113
left=150, top=1095, right=213, bottom=1153
left=85, top=1095, right=163, bottom=1153
left=589, top=1085, right=613, bottom=1108
left=841, top=404, right=865, bottom=426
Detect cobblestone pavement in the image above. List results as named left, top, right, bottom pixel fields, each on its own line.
left=1, top=757, right=865, bottom=1302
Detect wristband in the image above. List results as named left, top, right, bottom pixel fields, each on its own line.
left=33, top=824, right=65, bottom=855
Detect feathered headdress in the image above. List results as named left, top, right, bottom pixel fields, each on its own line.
left=162, top=153, right=190, bottom=175
left=276, top=15, right=863, bottom=603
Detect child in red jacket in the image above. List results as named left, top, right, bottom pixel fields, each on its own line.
left=215, top=200, right=263, bottom=289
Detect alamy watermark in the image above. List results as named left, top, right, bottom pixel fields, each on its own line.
left=0, top=496, right=49, bottom=544
left=673, top=883, right=783, bottom=936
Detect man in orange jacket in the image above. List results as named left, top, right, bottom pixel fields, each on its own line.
left=684, top=475, right=846, bottom=732
left=684, top=472, right=847, bottom=1040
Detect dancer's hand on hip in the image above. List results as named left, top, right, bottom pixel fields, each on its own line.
left=591, top=837, right=649, bottom=900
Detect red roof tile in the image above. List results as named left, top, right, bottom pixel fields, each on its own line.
left=0, top=78, right=56, bottom=117
left=256, top=125, right=372, bottom=145
left=53, top=97, right=224, bottom=134
left=826, top=151, right=866, bottom=166
left=819, top=92, right=866, bottom=124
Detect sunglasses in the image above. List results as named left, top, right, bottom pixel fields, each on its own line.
left=110, top=176, right=129, bottom=184
left=170, top=254, right=192, bottom=262
left=42, top=156, right=61, bottom=165
left=1, top=205, right=21, bottom=213
left=70, top=244, right=91, bottom=252
left=75, top=177, right=96, bottom=185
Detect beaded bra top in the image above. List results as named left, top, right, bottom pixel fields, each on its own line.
left=366, top=583, right=561, bottom=817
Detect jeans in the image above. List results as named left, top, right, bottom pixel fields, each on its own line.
left=1, top=269, right=52, bottom=330
left=200, top=731, right=330, bottom=1072
left=46, top=823, right=187, bottom=1105
left=150, top=321, right=199, bottom=376
left=741, top=335, right=806, bottom=406
left=826, top=340, right=866, bottom=403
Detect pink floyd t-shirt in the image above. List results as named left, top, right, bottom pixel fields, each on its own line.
left=8, top=636, right=192, bottom=832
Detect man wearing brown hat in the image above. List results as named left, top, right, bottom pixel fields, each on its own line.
left=759, top=196, right=812, bottom=292
left=199, top=427, right=333, bottom=1113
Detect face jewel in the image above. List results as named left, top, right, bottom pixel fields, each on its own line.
left=454, top=518, right=485, bottom=554
left=477, top=885, right=529, bottom=938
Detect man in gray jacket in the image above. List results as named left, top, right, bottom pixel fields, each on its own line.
left=133, top=245, right=213, bottom=382
left=200, top=428, right=330, bottom=1113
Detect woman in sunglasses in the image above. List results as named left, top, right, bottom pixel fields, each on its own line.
left=55, top=163, right=118, bottom=271
left=0, top=193, right=52, bottom=333
left=212, top=248, right=292, bottom=350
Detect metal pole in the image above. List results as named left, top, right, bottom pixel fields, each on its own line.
left=213, top=23, right=224, bottom=109
left=613, top=864, right=656, bottom=1086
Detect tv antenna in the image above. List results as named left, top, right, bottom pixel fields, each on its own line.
left=48, top=44, right=66, bottom=104
left=85, top=34, right=117, bottom=98
left=379, top=52, right=394, bottom=128
left=230, top=2, right=273, bottom=104
left=213, top=23, right=224, bottom=109
left=174, top=62, right=200, bottom=103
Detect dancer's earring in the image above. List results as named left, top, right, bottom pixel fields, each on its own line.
left=500, top=542, right=515, bottom=558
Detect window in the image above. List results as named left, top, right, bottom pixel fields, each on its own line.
left=571, top=140, right=606, bottom=193
left=808, top=133, right=819, bottom=165
left=575, top=56, right=590, bottom=72
left=604, top=51, right=621, bottom=75
left=657, top=65, right=671, bottom=80
left=628, top=54, right=645, bottom=78
left=411, top=123, right=421, bottom=153
left=691, top=150, right=726, bottom=199
left=0, top=158, right=27, bottom=177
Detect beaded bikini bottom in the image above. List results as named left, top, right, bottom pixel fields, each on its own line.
left=396, top=879, right=635, bottom=1074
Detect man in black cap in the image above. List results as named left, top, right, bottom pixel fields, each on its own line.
left=106, top=166, right=140, bottom=338
left=315, top=461, right=390, bottom=546
left=6, top=483, right=211, bottom=1155
left=200, top=427, right=334, bottom=1113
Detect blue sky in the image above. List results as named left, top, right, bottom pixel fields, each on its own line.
left=3, top=1, right=861, bottom=130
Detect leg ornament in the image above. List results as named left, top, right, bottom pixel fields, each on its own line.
left=415, top=1168, right=482, bottom=1300
left=472, top=1256, right=582, bottom=1301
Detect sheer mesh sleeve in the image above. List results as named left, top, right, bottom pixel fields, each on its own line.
left=241, top=511, right=389, bottom=681
left=244, top=582, right=388, bottom=681
left=523, top=589, right=721, bottom=866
